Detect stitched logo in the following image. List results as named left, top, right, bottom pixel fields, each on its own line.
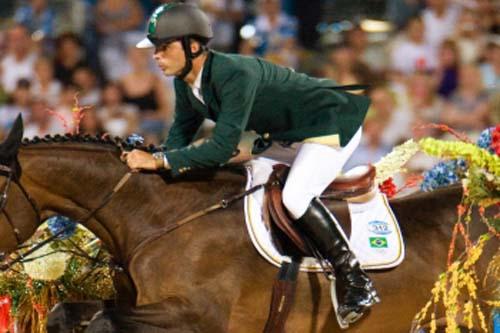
left=368, top=220, right=392, bottom=235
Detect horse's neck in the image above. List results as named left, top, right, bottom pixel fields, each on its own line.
left=18, top=146, right=247, bottom=262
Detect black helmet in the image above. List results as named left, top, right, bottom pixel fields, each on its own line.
left=136, top=3, right=213, bottom=49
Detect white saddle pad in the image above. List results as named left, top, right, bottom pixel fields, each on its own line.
left=244, top=157, right=405, bottom=272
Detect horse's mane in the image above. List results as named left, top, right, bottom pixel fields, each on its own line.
left=19, top=133, right=247, bottom=179
left=20, top=133, right=159, bottom=152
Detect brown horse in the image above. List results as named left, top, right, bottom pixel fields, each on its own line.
left=0, top=117, right=496, bottom=332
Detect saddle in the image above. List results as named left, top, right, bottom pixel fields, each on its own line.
left=266, top=164, right=376, bottom=256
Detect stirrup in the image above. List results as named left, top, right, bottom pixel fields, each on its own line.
left=331, top=281, right=380, bottom=329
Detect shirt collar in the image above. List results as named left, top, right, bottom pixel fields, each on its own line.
left=191, top=64, right=204, bottom=90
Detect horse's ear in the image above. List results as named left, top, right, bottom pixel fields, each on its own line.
left=0, top=114, right=24, bottom=163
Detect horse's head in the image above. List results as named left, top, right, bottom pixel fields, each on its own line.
left=0, top=115, right=40, bottom=256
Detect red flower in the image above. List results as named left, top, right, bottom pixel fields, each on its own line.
left=379, top=178, right=397, bottom=198
left=0, top=296, right=11, bottom=333
left=491, top=125, right=500, bottom=156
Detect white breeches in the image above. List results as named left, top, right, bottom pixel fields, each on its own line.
left=282, top=128, right=362, bottom=219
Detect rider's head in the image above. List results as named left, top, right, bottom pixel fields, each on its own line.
left=136, top=3, right=213, bottom=79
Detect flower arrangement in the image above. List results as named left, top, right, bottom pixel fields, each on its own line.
left=373, top=124, right=499, bottom=332
left=0, top=218, right=115, bottom=333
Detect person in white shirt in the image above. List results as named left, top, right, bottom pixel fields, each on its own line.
left=390, top=16, right=437, bottom=74
left=0, top=24, right=38, bottom=94
left=422, top=0, right=461, bottom=50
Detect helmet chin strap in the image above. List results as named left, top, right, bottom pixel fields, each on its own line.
left=177, top=36, right=206, bottom=80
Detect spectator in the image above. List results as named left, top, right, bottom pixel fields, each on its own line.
left=422, top=0, right=461, bottom=50
left=53, top=32, right=90, bottom=86
left=79, top=108, right=105, bottom=135
left=96, top=0, right=145, bottom=81
left=474, top=0, right=497, bottom=34
left=454, top=8, right=486, bottom=65
left=0, top=79, right=32, bottom=136
left=322, top=43, right=374, bottom=86
left=436, top=39, right=459, bottom=98
left=98, top=82, right=139, bottom=137
left=479, top=41, right=500, bottom=92
left=404, top=71, right=445, bottom=137
left=344, top=111, right=391, bottom=169
left=390, top=16, right=437, bottom=74
left=72, top=67, right=101, bottom=106
left=53, top=84, right=80, bottom=133
left=200, top=0, right=246, bottom=52
left=442, top=64, right=490, bottom=133
left=32, top=57, right=62, bottom=107
left=14, top=0, right=55, bottom=41
left=0, top=24, right=38, bottom=94
left=369, top=85, right=413, bottom=147
left=24, top=97, right=66, bottom=138
left=386, top=0, right=424, bottom=30
left=119, top=46, right=171, bottom=141
left=345, top=25, right=387, bottom=73
left=241, top=0, right=299, bottom=68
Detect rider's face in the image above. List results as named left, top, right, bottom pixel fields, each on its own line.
left=153, top=40, right=186, bottom=77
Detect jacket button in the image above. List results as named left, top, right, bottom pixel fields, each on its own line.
left=263, top=133, right=270, bottom=140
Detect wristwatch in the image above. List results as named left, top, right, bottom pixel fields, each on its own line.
left=152, top=151, right=166, bottom=169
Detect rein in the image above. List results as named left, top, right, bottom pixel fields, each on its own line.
left=129, top=181, right=267, bottom=261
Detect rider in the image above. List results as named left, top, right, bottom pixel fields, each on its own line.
left=124, top=2, right=379, bottom=323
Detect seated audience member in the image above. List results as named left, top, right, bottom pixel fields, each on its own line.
left=390, top=16, right=437, bottom=74
left=96, top=0, right=145, bottom=81
left=240, top=0, right=299, bottom=68
left=98, top=82, right=139, bottom=137
left=72, top=67, right=101, bottom=106
left=422, top=0, right=461, bottom=50
left=24, top=97, right=66, bottom=138
left=119, top=47, right=171, bottom=142
left=479, top=41, right=500, bottom=93
left=0, top=79, right=32, bottom=135
left=0, top=24, right=38, bottom=94
left=454, top=8, right=486, bottom=65
left=53, top=32, right=90, bottom=86
left=32, top=57, right=62, bottom=107
left=442, top=64, right=490, bottom=134
left=436, top=39, right=459, bottom=98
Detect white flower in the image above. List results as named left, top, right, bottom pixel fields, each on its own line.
left=23, top=244, right=70, bottom=281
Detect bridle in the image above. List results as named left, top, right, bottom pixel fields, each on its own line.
left=0, top=162, right=41, bottom=248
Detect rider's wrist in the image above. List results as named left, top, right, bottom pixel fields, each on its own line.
left=153, top=152, right=167, bottom=169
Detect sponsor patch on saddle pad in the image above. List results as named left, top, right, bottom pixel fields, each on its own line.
left=243, top=157, right=405, bottom=272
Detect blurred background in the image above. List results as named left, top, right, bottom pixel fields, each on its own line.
left=0, top=0, right=498, bottom=172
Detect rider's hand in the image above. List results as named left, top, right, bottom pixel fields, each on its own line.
left=121, top=149, right=157, bottom=170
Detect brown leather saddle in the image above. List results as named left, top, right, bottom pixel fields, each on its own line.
left=265, top=164, right=376, bottom=256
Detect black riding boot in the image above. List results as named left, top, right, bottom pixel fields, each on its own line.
left=295, top=198, right=380, bottom=324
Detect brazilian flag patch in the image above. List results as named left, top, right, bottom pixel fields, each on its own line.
left=369, top=237, right=388, bottom=248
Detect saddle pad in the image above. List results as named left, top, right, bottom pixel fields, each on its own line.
left=244, top=157, right=405, bottom=272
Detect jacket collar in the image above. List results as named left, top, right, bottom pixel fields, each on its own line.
left=201, top=50, right=215, bottom=105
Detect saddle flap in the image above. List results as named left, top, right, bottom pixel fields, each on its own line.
left=267, top=165, right=310, bottom=255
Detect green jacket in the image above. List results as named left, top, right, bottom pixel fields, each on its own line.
left=164, top=51, right=370, bottom=176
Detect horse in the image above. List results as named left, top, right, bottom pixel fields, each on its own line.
left=0, top=117, right=496, bottom=332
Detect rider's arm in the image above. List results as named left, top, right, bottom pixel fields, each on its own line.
left=164, top=68, right=258, bottom=176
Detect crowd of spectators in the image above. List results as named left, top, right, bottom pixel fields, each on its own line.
left=0, top=0, right=498, bottom=173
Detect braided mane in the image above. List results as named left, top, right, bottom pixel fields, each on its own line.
left=21, top=133, right=159, bottom=152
